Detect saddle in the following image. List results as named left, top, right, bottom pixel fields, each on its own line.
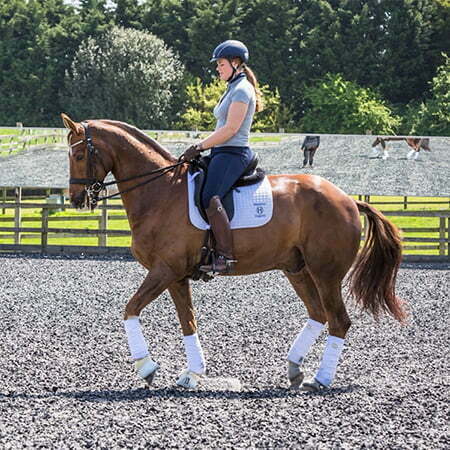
left=188, top=153, right=265, bottom=223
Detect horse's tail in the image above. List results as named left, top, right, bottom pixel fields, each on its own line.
left=347, top=200, right=407, bottom=323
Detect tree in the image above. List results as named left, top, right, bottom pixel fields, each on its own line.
left=62, top=26, right=185, bottom=129
left=112, top=0, right=143, bottom=29
left=0, top=0, right=49, bottom=125
left=301, top=73, right=400, bottom=134
left=282, top=0, right=447, bottom=119
left=0, top=0, right=114, bottom=126
left=406, top=54, right=450, bottom=135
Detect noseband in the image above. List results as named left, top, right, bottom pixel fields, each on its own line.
left=69, top=122, right=106, bottom=206
left=68, top=122, right=185, bottom=206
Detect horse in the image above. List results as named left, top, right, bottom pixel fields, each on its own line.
left=62, top=113, right=406, bottom=391
left=370, top=137, right=431, bottom=160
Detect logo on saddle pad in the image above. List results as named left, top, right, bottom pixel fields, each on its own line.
left=255, top=204, right=266, bottom=218
left=187, top=173, right=273, bottom=230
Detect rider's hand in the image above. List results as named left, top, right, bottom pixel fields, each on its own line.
left=183, top=144, right=203, bottom=162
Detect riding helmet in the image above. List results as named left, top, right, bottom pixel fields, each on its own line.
left=210, top=40, right=249, bottom=63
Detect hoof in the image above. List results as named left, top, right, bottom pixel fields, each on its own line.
left=300, top=377, right=329, bottom=392
left=144, top=369, right=158, bottom=386
left=176, top=369, right=202, bottom=389
left=288, top=360, right=304, bottom=389
left=134, top=356, right=159, bottom=385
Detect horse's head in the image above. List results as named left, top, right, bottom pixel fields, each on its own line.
left=61, top=113, right=112, bottom=209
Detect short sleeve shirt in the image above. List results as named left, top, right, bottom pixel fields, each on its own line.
left=213, top=75, right=256, bottom=147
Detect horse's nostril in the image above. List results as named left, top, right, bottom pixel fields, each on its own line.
left=70, top=191, right=86, bottom=209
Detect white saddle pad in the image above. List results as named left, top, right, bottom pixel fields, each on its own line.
left=187, top=172, right=273, bottom=230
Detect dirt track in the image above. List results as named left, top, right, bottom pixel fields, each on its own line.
left=0, top=135, right=448, bottom=196
left=0, top=254, right=448, bottom=448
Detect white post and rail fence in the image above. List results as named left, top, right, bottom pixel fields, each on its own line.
left=0, top=192, right=449, bottom=261
left=0, top=127, right=66, bottom=157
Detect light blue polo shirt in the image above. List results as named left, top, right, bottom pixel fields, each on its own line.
left=213, top=74, right=256, bottom=147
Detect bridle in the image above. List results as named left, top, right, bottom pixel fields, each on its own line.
left=68, top=122, right=185, bottom=207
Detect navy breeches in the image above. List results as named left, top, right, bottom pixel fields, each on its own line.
left=202, top=146, right=255, bottom=209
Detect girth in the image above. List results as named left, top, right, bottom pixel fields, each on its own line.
left=188, top=153, right=265, bottom=222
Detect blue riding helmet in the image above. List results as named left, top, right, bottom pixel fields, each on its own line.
left=210, top=40, right=249, bottom=63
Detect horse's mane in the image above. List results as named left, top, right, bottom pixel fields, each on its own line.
left=99, top=120, right=177, bottom=162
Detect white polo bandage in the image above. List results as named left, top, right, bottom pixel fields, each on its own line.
left=124, top=316, right=149, bottom=360
left=287, top=318, right=325, bottom=365
left=315, top=335, right=345, bottom=387
left=183, top=333, right=206, bottom=375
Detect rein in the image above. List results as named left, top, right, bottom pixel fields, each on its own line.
left=69, top=122, right=185, bottom=206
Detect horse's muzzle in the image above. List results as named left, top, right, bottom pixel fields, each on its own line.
left=70, top=190, right=87, bottom=209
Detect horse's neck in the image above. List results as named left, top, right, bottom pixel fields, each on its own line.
left=109, top=141, right=177, bottom=221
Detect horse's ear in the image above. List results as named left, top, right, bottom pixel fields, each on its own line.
left=61, top=113, right=83, bottom=134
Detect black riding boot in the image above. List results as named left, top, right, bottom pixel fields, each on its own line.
left=199, top=196, right=236, bottom=274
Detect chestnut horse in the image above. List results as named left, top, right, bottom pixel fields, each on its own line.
left=62, top=114, right=406, bottom=391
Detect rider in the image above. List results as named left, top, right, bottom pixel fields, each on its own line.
left=183, top=40, right=263, bottom=274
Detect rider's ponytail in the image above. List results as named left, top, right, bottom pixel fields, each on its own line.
left=243, top=65, right=264, bottom=112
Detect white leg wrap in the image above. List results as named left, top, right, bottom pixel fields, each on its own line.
left=123, top=316, right=149, bottom=360
left=407, top=149, right=415, bottom=159
left=413, top=151, right=419, bottom=160
left=176, top=369, right=202, bottom=389
left=382, top=150, right=389, bottom=160
left=315, top=335, right=345, bottom=387
left=135, top=355, right=159, bottom=379
left=287, top=319, right=325, bottom=365
left=183, top=333, right=206, bottom=375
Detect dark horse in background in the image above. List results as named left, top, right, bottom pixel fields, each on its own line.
left=371, top=136, right=431, bottom=160
left=62, top=114, right=406, bottom=391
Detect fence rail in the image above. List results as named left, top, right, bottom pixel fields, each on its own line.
left=0, top=128, right=66, bottom=156
left=0, top=194, right=449, bottom=260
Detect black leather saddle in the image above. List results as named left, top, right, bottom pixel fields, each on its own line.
left=188, top=153, right=265, bottom=222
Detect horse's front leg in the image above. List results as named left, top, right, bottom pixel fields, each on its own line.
left=123, top=258, right=175, bottom=386
left=168, top=278, right=206, bottom=389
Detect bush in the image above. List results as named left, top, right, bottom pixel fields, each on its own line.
left=301, top=73, right=400, bottom=134
left=62, top=26, right=185, bottom=129
left=179, top=77, right=294, bottom=132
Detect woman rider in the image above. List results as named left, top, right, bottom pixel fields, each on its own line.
left=183, top=40, right=263, bottom=274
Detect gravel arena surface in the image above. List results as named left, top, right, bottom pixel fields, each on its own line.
left=0, top=254, right=448, bottom=448
left=0, top=135, right=449, bottom=196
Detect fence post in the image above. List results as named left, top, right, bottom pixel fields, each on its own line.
left=403, top=196, right=408, bottom=210
left=439, top=216, right=446, bottom=256
left=447, top=217, right=450, bottom=257
left=99, top=198, right=108, bottom=246
left=2, top=188, right=6, bottom=214
left=14, top=187, right=22, bottom=244
left=41, top=207, right=49, bottom=254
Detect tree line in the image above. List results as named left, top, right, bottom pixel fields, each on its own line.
left=0, top=0, right=449, bottom=134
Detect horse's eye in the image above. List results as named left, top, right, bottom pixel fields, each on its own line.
left=75, top=153, right=84, bottom=161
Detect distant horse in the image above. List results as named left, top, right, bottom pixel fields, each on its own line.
left=62, top=114, right=406, bottom=392
left=371, top=137, right=431, bottom=160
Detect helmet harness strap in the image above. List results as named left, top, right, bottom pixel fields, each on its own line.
left=226, top=59, right=244, bottom=82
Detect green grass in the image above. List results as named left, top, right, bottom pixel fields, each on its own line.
left=1, top=195, right=448, bottom=255
left=351, top=195, right=449, bottom=255
left=0, top=198, right=131, bottom=247
left=0, top=128, right=19, bottom=135
left=250, top=135, right=283, bottom=143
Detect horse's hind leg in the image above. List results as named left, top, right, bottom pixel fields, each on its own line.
left=284, top=269, right=327, bottom=388
left=301, top=273, right=351, bottom=392
left=168, top=278, right=206, bottom=389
